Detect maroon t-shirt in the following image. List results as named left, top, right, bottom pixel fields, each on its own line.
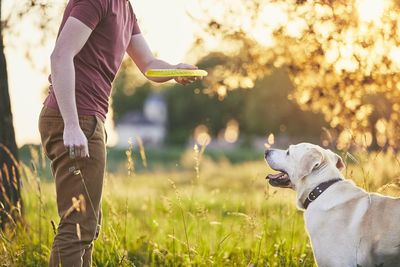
left=44, top=0, right=141, bottom=120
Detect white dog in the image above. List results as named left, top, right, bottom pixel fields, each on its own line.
left=265, top=143, right=400, bottom=267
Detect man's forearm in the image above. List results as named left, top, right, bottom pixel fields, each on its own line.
left=50, top=53, right=80, bottom=127
left=145, top=58, right=176, bottom=83
left=127, top=34, right=198, bottom=85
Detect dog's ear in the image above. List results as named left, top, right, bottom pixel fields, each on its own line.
left=327, top=149, right=345, bottom=171
left=297, top=148, right=324, bottom=179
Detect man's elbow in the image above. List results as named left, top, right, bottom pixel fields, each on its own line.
left=50, top=49, right=61, bottom=64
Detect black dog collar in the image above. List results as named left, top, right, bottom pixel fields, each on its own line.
left=303, top=178, right=342, bottom=209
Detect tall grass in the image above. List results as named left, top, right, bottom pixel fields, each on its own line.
left=0, top=145, right=399, bottom=266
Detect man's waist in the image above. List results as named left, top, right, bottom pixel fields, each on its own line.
left=44, top=94, right=107, bottom=122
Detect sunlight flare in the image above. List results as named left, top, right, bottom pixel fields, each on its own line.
left=357, top=0, right=387, bottom=23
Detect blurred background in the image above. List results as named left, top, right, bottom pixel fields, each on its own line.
left=4, top=0, right=399, bottom=171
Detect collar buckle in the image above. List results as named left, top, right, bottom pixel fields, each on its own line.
left=303, top=178, right=342, bottom=209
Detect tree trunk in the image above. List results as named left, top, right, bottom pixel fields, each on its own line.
left=0, top=0, right=22, bottom=229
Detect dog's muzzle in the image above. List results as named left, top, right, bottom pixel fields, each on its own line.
left=266, top=171, right=292, bottom=188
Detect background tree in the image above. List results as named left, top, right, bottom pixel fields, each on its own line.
left=0, top=0, right=59, bottom=228
left=0, top=0, right=21, bottom=228
left=194, top=0, right=400, bottom=151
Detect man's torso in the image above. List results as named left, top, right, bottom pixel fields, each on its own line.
left=44, top=0, right=140, bottom=120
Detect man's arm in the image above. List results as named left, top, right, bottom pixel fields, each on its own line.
left=50, top=17, right=92, bottom=158
left=126, top=34, right=198, bottom=85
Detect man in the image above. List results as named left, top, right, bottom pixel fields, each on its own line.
left=38, top=0, right=198, bottom=266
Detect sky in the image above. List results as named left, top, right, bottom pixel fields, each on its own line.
left=6, top=0, right=198, bottom=146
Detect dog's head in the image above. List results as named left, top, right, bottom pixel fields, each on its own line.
left=264, top=143, right=345, bottom=190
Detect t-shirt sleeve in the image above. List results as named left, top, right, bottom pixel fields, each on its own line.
left=70, top=0, right=108, bottom=30
left=132, top=13, right=141, bottom=35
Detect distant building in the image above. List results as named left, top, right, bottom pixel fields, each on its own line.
left=115, top=93, right=167, bottom=148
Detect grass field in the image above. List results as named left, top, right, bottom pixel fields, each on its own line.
left=1, top=146, right=400, bottom=266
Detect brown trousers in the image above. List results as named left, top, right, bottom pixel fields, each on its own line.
left=39, top=106, right=106, bottom=267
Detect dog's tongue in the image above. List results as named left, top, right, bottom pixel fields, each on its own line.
left=266, top=172, right=286, bottom=180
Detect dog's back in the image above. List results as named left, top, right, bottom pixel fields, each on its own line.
left=358, top=194, right=400, bottom=267
left=305, top=182, right=400, bottom=267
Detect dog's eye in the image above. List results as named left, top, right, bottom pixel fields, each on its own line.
left=286, top=150, right=290, bottom=156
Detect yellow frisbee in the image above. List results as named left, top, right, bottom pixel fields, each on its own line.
left=145, top=69, right=208, bottom=77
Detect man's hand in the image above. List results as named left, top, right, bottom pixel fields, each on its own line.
left=63, top=124, right=90, bottom=158
left=127, top=34, right=202, bottom=85
left=174, top=63, right=201, bottom=85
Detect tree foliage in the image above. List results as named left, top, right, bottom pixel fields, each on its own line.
left=195, top=0, right=400, bottom=150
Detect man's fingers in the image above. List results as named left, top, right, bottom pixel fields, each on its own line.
left=179, top=79, right=188, bottom=85
left=75, top=146, right=82, bottom=158
left=81, top=147, right=87, bottom=158
left=69, top=146, right=76, bottom=159
left=66, top=143, right=89, bottom=158
left=84, top=144, right=90, bottom=158
left=176, top=63, right=198, bottom=70
left=186, top=77, right=196, bottom=84
left=175, top=76, right=197, bottom=85
left=176, top=77, right=186, bottom=85
left=64, top=127, right=91, bottom=158
left=174, top=63, right=201, bottom=85
left=82, top=142, right=89, bottom=158
left=77, top=144, right=85, bottom=158
left=75, top=143, right=89, bottom=158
